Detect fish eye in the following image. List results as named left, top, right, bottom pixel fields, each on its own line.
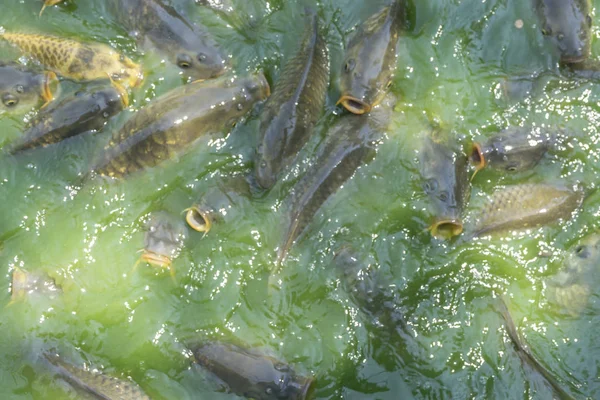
left=506, top=165, right=518, bottom=172
left=15, top=85, right=24, bottom=93
left=557, top=33, right=565, bottom=41
left=438, top=191, right=448, bottom=202
left=345, top=59, right=356, bottom=73
left=236, top=103, right=244, bottom=111
left=2, top=93, right=18, bottom=107
left=575, top=245, right=590, bottom=259
left=197, top=53, right=207, bottom=62
left=111, top=73, right=121, bottom=80
left=387, top=80, right=393, bottom=89
left=177, top=54, right=193, bottom=69
left=541, top=27, right=551, bottom=36
left=423, top=179, right=438, bottom=193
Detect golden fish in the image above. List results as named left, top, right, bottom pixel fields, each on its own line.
left=0, top=32, right=143, bottom=90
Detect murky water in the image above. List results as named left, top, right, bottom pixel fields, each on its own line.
left=1, top=0, right=600, bottom=399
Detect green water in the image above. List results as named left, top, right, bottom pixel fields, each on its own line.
left=1, top=0, right=600, bottom=398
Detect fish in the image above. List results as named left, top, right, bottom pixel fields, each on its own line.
left=108, top=0, right=227, bottom=80
left=533, top=0, right=592, bottom=64
left=40, top=0, right=67, bottom=16
left=139, top=211, right=187, bottom=278
left=185, top=175, right=250, bottom=235
left=469, top=126, right=557, bottom=177
left=338, top=0, right=405, bottom=114
left=7, top=85, right=125, bottom=154
left=92, top=72, right=270, bottom=179
left=254, top=11, right=329, bottom=189
left=191, top=342, right=314, bottom=400
left=43, top=351, right=150, bottom=400
left=420, top=127, right=470, bottom=239
left=470, top=183, right=583, bottom=238
left=9, top=267, right=61, bottom=305
left=545, top=232, right=600, bottom=316
left=496, top=298, right=576, bottom=400
left=0, top=62, right=58, bottom=113
left=0, top=32, right=143, bottom=90
left=278, top=94, right=396, bottom=263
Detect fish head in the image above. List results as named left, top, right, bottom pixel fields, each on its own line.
left=175, top=41, right=228, bottom=80
left=0, top=64, right=44, bottom=114
left=91, top=86, right=127, bottom=116
left=108, top=53, right=144, bottom=88
left=563, top=232, right=600, bottom=276
left=143, top=212, right=186, bottom=265
left=255, top=115, right=292, bottom=189
left=535, top=0, right=592, bottom=64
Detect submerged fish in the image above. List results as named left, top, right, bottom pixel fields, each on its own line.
left=0, top=32, right=142, bottom=89
left=533, top=0, right=592, bottom=64
left=8, top=85, right=125, bottom=154
left=43, top=352, right=150, bottom=400
left=470, top=126, right=557, bottom=177
left=139, top=211, right=186, bottom=278
left=0, top=62, right=58, bottom=113
left=9, top=267, right=61, bottom=304
left=546, top=232, right=600, bottom=316
left=255, top=11, right=329, bottom=189
left=109, top=0, right=227, bottom=80
left=470, top=183, right=583, bottom=238
left=191, top=342, right=314, bottom=400
left=185, top=175, right=250, bottom=235
left=338, top=0, right=405, bottom=114
left=497, top=298, right=575, bottom=400
left=92, top=73, right=270, bottom=178
left=420, top=127, right=470, bottom=239
left=278, top=95, right=395, bottom=263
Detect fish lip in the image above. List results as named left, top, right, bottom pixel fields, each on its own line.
left=185, top=206, right=212, bottom=233
left=337, top=95, right=371, bottom=115
left=140, top=251, right=172, bottom=268
left=562, top=54, right=587, bottom=64
left=430, top=219, right=463, bottom=239
left=469, top=142, right=486, bottom=179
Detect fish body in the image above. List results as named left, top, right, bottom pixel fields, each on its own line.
left=546, top=233, right=600, bottom=316
left=533, top=0, right=592, bottom=64
left=43, top=352, right=150, bottom=400
left=338, top=0, right=404, bottom=114
left=0, top=62, right=57, bottom=113
left=470, top=126, right=557, bottom=174
left=279, top=95, right=395, bottom=262
left=10, top=268, right=61, bottom=304
left=141, top=211, right=186, bottom=275
left=255, top=12, right=329, bottom=189
left=185, top=175, right=250, bottom=234
left=93, top=73, right=269, bottom=178
left=420, top=128, right=470, bottom=239
left=471, top=183, right=583, bottom=237
left=497, top=298, right=575, bottom=400
left=192, top=342, right=313, bottom=400
left=0, top=32, right=142, bottom=88
left=109, top=0, right=226, bottom=80
left=8, top=86, right=124, bottom=154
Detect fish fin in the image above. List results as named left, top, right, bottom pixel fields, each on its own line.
left=40, top=71, right=58, bottom=108
left=107, top=73, right=129, bottom=108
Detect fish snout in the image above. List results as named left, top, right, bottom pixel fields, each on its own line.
left=337, top=95, right=371, bottom=115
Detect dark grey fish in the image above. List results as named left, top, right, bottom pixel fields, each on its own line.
left=192, top=342, right=314, bottom=400
left=8, top=86, right=124, bottom=154
left=139, top=211, right=186, bottom=278
left=43, top=352, right=150, bottom=400
left=533, top=0, right=592, bottom=64
left=92, top=73, right=270, bottom=179
left=496, top=298, right=575, bottom=400
left=546, top=232, right=600, bottom=316
left=278, top=95, right=396, bottom=263
left=338, top=0, right=405, bottom=114
left=470, top=126, right=557, bottom=177
left=185, top=175, right=250, bottom=235
left=420, top=127, right=470, bottom=239
left=255, top=11, right=329, bottom=189
left=470, top=183, right=583, bottom=238
left=109, top=0, right=227, bottom=79
left=0, top=62, right=58, bottom=114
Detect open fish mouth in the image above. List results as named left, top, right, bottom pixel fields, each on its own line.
left=430, top=218, right=463, bottom=239
left=140, top=251, right=172, bottom=269
left=337, top=95, right=371, bottom=115
left=469, top=142, right=486, bottom=180
left=185, top=206, right=212, bottom=234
